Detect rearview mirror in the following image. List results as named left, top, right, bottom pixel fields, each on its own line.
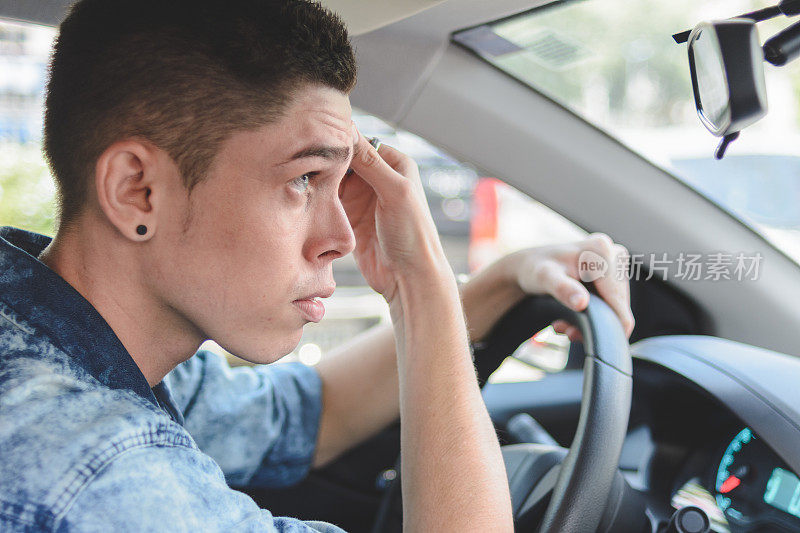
left=687, top=20, right=768, bottom=155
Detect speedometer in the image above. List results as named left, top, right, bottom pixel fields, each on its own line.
left=715, top=428, right=756, bottom=521
left=714, top=427, right=800, bottom=532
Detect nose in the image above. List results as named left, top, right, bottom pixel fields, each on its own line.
left=306, top=195, right=356, bottom=264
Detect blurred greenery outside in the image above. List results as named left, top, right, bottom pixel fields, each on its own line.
left=0, top=142, right=55, bottom=235
left=0, top=17, right=55, bottom=235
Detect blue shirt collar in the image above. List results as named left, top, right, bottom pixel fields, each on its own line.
left=0, top=226, right=183, bottom=424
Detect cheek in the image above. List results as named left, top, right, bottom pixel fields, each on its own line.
left=183, top=184, right=293, bottom=256
left=202, top=200, right=307, bottom=290
left=154, top=178, right=312, bottom=305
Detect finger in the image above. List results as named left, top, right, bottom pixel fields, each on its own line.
left=552, top=320, right=583, bottom=342
left=612, top=243, right=632, bottom=309
left=605, top=245, right=634, bottom=337
left=349, top=125, right=411, bottom=201
left=368, top=139, right=416, bottom=177
left=582, top=234, right=635, bottom=336
left=565, top=326, right=583, bottom=343
left=338, top=173, right=374, bottom=226
left=552, top=319, right=569, bottom=334
left=525, top=260, right=590, bottom=311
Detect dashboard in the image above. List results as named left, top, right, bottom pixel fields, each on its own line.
left=628, top=336, right=800, bottom=533
left=482, top=334, right=800, bottom=532
left=670, top=426, right=800, bottom=532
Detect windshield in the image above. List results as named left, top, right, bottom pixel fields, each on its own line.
left=454, top=0, right=800, bottom=264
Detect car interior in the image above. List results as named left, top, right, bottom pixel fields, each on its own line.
left=2, top=0, right=800, bottom=532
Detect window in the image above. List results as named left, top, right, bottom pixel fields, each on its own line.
left=0, top=19, right=56, bottom=235
left=455, top=0, right=800, bottom=264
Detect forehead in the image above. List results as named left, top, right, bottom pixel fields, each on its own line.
left=276, top=86, right=353, bottom=153
left=210, top=86, right=352, bottom=172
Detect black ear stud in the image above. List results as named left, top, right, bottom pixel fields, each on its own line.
left=136, top=225, right=147, bottom=236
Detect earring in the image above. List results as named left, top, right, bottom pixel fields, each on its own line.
left=136, top=225, right=147, bottom=236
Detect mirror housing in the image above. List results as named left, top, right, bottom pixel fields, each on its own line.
left=687, top=19, right=768, bottom=137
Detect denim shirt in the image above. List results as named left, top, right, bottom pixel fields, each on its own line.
left=0, top=227, right=345, bottom=532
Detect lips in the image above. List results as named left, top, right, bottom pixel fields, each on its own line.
left=292, top=298, right=325, bottom=323
left=292, top=286, right=335, bottom=323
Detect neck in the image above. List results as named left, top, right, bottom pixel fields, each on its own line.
left=39, top=216, right=203, bottom=386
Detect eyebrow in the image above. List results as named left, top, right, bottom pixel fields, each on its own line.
left=281, top=144, right=354, bottom=165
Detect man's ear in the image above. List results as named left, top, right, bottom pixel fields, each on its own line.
left=95, top=140, right=160, bottom=241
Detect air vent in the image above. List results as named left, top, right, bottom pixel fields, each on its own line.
left=454, top=25, right=591, bottom=71
left=523, top=28, right=590, bottom=70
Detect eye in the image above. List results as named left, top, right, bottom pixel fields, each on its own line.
left=290, top=172, right=316, bottom=193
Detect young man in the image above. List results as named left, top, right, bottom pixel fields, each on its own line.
left=0, top=0, right=634, bottom=531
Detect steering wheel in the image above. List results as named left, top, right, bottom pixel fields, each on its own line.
left=372, top=294, right=632, bottom=532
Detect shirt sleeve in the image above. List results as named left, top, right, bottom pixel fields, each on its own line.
left=163, top=350, right=323, bottom=488
left=61, top=442, right=346, bottom=533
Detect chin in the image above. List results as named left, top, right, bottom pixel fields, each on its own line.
left=224, top=328, right=304, bottom=365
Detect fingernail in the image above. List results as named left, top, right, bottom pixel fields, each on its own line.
left=569, top=294, right=584, bottom=309
left=352, top=122, right=359, bottom=144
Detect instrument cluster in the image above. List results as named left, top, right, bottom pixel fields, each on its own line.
left=672, top=427, right=800, bottom=533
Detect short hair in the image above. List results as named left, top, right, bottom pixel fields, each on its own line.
left=44, top=0, right=356, bottom=226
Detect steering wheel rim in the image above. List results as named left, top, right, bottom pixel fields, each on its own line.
left=482, top=294, right=632, bottom=532
left=532, top=295, right=632, bottom=532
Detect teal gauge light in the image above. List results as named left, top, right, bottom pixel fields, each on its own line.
left=763, top=467, right=800, bottom=518
left=715, top=427, right=754, bottom=521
